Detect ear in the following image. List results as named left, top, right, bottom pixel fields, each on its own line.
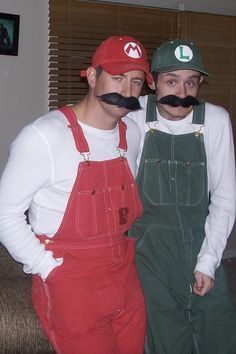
left=148, top=81, right=156, bottom=91
left=199, top=75, right=204, bottom=84
left=86, top=67, right=97, bottom=88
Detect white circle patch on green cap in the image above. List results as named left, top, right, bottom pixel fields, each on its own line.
left=174, top=45, right=193, bottom=62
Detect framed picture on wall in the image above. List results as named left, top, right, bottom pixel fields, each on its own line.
left=0, top=12, right=20, bottom=56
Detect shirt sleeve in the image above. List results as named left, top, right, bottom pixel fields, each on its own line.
left=0, top=123, right=62, bottom=280
left=194, top=105, right=236, bottom=278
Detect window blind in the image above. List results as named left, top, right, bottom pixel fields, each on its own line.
left=48, top=0, right=236, bottom=145
left=48, top=0, right=178, bottom=109
left=179, top=11, right=236, bottom=138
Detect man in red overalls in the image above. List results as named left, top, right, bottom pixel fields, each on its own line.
left=0, top=36, right=153, bottom=354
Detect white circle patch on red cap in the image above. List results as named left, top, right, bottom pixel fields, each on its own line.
left=124, top=42, right=142, bottom=58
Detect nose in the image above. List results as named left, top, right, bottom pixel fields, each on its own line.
left=121, top=82, right=133, bottom=98
left=176, top=84, right=187, bottom=98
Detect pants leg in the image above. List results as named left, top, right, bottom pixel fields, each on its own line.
left=135, top=235, right=193, bottom=354
left=143, top=297, right=193, bottom=354
left=112, top=260, right=146, bottom=354
left=32, top=240, right=146, bottom=354
left=140, top=265, right=236, bottom=354
left=191, top=265, right=236, bottom=354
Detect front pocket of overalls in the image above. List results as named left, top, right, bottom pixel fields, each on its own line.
left=143, top=159, right=205, bottom=206
left=76, top=184, right=139, bottom=239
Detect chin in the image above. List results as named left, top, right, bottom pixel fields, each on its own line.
left=168, top=106, right=192, bottom=119
left=116, top=106, right=129, bottom=115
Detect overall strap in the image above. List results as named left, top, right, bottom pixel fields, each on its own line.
left=192, top=101, right=205, bottom=125
left=59, top=106, right=128, bottom=155
left=146, top=94, right=158, bottom=123
left=118, top=119, right=128, bottom=151
left=58, top=106, right=89, bottom=153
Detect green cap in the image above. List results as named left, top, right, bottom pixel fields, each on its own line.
left=151, top=39, right=209, bottom=76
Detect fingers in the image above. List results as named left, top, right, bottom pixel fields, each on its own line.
left=193, top=271, right=214, bottom=296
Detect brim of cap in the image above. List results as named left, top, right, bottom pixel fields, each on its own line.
left=152, top=65, right=210, bottom=77
left=102, top=62, right=153, bottom=85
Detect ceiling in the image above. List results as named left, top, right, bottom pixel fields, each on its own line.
left=94, top=0, right=236, bottom=16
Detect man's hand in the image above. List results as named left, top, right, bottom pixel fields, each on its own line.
left=193, top=271, right=214, bottom=296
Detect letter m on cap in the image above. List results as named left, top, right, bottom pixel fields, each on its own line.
left=124, top=42, right=142, bottom=58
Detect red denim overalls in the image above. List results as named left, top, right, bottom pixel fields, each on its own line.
left=32, top=106, right=146, bottom=354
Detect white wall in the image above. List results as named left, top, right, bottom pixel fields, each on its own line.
left=0, top=0, right=48, bottom=174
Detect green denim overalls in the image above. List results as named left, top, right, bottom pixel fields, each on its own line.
left=130, top=94, right=236, bottom=354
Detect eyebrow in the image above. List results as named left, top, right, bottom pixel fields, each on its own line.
left=133, top=77, right=145, bottom=82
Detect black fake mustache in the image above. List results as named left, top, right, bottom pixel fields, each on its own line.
left=158, top=95, right=200, bottom=107
left=97, top=93, right=141, bottom=111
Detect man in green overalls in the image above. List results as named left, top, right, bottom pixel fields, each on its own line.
left=127, top=39, right=236, bottom=354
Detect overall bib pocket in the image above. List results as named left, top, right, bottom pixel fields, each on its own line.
left=143, top=158, right=205, bottom=206
left=76, top=183, right=140, bottom=239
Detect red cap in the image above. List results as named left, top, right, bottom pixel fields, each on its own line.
left=81, top=35, right=153, bottom=85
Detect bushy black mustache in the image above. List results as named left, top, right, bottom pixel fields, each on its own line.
left=158, top=95, right=200, bottom=107
left=97, top=93, right=141, bottom=111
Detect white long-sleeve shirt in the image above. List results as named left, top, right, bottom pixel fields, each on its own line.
left=127, top=96, right=236, bottom=279
left=0, top=109, right=141, bottom=280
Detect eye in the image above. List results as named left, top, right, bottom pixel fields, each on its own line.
left=167, top=79, right=176, bottom=86
left=186, top=80, right=194, bottom=87
left=185, top=78, right=199, bottom=87
left=112, top=75, right=123, bottom=81
left=132, top=79, right=143, bottom=87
